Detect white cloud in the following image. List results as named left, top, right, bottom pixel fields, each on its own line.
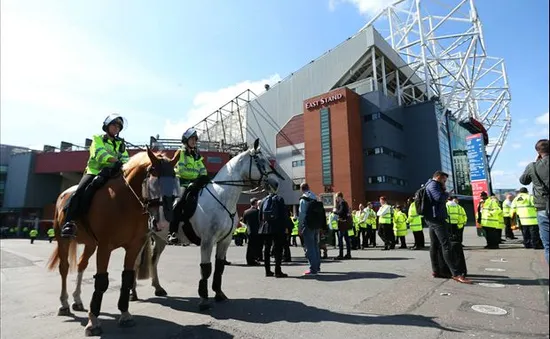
left=328, top=0, right=398, bottom=16
left=518, top=160, right=532, bottom=168
left=164, top=74, right=282, bottom=139
left=491, top=169, right=524, bottom=190
left=525, top=127, right=550, bottom=138
left=0, top=2, right=181, bottom=149
left=535, top=112, right=549, bottom=125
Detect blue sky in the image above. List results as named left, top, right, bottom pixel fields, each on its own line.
left=1, top=0, right=548, bottom=189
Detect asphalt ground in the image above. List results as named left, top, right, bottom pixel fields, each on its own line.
left=1, top=226, right=548, bottom=339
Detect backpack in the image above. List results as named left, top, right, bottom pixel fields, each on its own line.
left=300, top=196, right=327, bottom=230
left=414, top=182, right=432, bottom=216
left=262, top=195, right=279, bottom=222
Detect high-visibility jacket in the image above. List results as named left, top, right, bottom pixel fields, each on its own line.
left=502, top=200, right=512, bottom=218
left=407, top=203, right=423, bottom=232
left=176, top=149, right=207, bottom=186
left=86, top=135, right=129, bottom=175
left=29, top=229, right=38, bottom=238
left=511, top=193, right=538, bottom=226
left=291, top=217, right=299, bottom=236
left=446, top=202, right=461, bottom=225
left=393, top=210, right=408, bottom=237
left=457, top=205, right=467, bottom=229
left=378, top=204, right=393, bottom=224
left=356, top=210, right=367, bottom=229
left=364, top=208, right=377, bottom=229
left=47, top=228, right=55, bottom=237
left=327, top=213, right=338, bottom=230
left=481, top=198, right=501, bottom=229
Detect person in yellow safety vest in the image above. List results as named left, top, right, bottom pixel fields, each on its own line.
left=327, top=210, right=339, bottom=248
left=491, top=195, right=506, bottom=243
left=22, top=226, right=29, bottom=238
left=453, top=197, right=468, bottom=244
left=480, top=191, right=502, bottom=249
left=377, top=196, right=395, bottom=250
left=29, top=228, right=38, bottom=244
left=363, top=203, right=377, bottom=248
left=61, top=113, right=130, bottom=238
left=352, top=208, right=362, bottom=250
left=393, top=205, right=408, bottom=248
left=168, top=127, right=208, bottom=244
left=47, top=227, right=55, bottom=243
left=511, top=187, right=543, bottom=249
left=356, top=204, right=369, bottom=249
left=446, top=197, right=461, bottom=241
left=290, top=215, right=300, bottom=246
left=501, top=193, right=517, bottom=239
left=233, top=221, right=247, bottom=246
left=349, top=210, right=357, bottom=249
left=407, top=198, right=425, bottom=249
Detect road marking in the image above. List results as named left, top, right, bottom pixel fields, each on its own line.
left=485, top=268, right=506, bottom=272
left=478, top=282, right=506, bottom=288
left=471, top=304, right=507, bottom=315
left=490, top=258, right=508, bottom=263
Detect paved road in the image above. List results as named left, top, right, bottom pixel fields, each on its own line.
left=1, top=227, right=548, bottom=339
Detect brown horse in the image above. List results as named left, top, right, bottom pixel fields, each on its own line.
left=47, top=147, right=180, bottom=336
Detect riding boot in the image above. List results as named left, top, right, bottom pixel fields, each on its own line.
left=60, top=221, right=77, bottom=238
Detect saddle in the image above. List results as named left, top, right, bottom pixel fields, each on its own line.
left=178, top=175, right=210, bottom=246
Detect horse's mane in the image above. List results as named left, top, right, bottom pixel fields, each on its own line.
left=122, top=150, right=170, bottom=176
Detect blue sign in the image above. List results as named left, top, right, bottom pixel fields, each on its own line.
left=466, top=134, right=488, bottom=181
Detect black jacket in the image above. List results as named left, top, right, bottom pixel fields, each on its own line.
left=242, top=207, right=260, bottom=235
left=258, top=194, right=292, bottom=235
left=520, top=155, right=549, bottom=210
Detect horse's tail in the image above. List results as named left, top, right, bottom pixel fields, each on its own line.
left=136, top=234, right=152, bottom=280
left=47, top=196, right=78, bottom=272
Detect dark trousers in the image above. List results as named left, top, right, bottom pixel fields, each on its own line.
left=263, top=233, right=285, bottom=274
left=283, top=235, right=291, bottom=261
left=331, top=230, right=339, bottom=247
left=338, top=231, right=351, bottom=256
left=367, top=227, right=377, bottom=247
left=521, top=225, right=542, bottom=249
left=360, top=228, right=368, bottom=248
left=503, top=217, right=515, bottom=239
left=65, top=174, right=96, bottom=222
left=169, top=195, right=185, bottom=234
left=380, top=223, right=395, bottom=249
left=426, top=218, right=462, bottom=277
left=412, top=230, right=425, bottom=248
left=246, top=234, right=261, bottom=264
left=397, top=236, right=406, bottom=248
left=482, top=227, right=500, bottom=249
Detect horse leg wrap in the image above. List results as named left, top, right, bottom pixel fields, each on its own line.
left=212, top=259, right=225, bottom=293
left=117, top=270, right=135, bottom=313
left=90, top=273, right=109, bottom=317
left=198, top=263, right=212, bottom=299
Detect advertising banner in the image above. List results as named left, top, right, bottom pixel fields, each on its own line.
left=467, top=133, right=491, bottom=228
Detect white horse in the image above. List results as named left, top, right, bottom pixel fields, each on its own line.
left=132, top=138, right=282, bottom=310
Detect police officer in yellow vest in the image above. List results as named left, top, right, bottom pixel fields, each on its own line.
left=446, top=197, right=461, bottom=241
left=356, top=204, right=369, bottom=249
left=480, top=191, right=502, bottom=249
left=393, top=205, right=408, bottom=248
left=501, top=193, right=517, bottom=240
left=168, top=128, right=208, bottom=244
left=377, top=196, right=395, bottom=250
left=29, top=228, right=38, bottom=244
left=47, top=227, right=55, bottom=243
left=364, top=203, right=377, bottom=248
left=511, top=187, right=542, bottom=249
left=291, top=215, right=300, bottom=246
left=327, top=210, right=339, bottom=247
left=61, top=114, right=130, bottom=238
left=491, top=194, right=506, bottom=243
left=453, top=196, right=467, bottom=243
left=22, top=226, right=29, bottom=238
left=407, top=198, right=424, bottom=249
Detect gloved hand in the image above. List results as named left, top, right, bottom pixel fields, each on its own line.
left=112, top=160, right=123, bottom=173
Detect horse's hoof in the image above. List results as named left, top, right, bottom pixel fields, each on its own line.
left=215, top=292, right=228, bottom=302
left=72, top=302, right=86, bottom=312
left=155, top=288, right=167, bottom=297
left=57, top=306, right=71, bottom=316
left=129, top=294, right=139, bottom=301
left=198, top=300, right=212, bottom=311
left=118, top=318, right=136, bottom=328
left=84, top=325, right=103, bottom=337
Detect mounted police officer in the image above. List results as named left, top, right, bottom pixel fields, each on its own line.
left=167, top=127, right=207, bottom=244
left=61, top=114, right=130, bottom=238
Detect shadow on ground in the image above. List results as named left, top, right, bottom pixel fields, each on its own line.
left=62, top=312, right=232, bottom=338
left=298, top=271, right=405, bottom=282
left=146, top=297, right=459, bottom=333
left=231, top=257, right=413, bottom=268
left=468, top=274, right=549, bottom=286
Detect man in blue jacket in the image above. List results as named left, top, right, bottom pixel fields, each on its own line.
left=425, top=171, right=471, bottom=284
